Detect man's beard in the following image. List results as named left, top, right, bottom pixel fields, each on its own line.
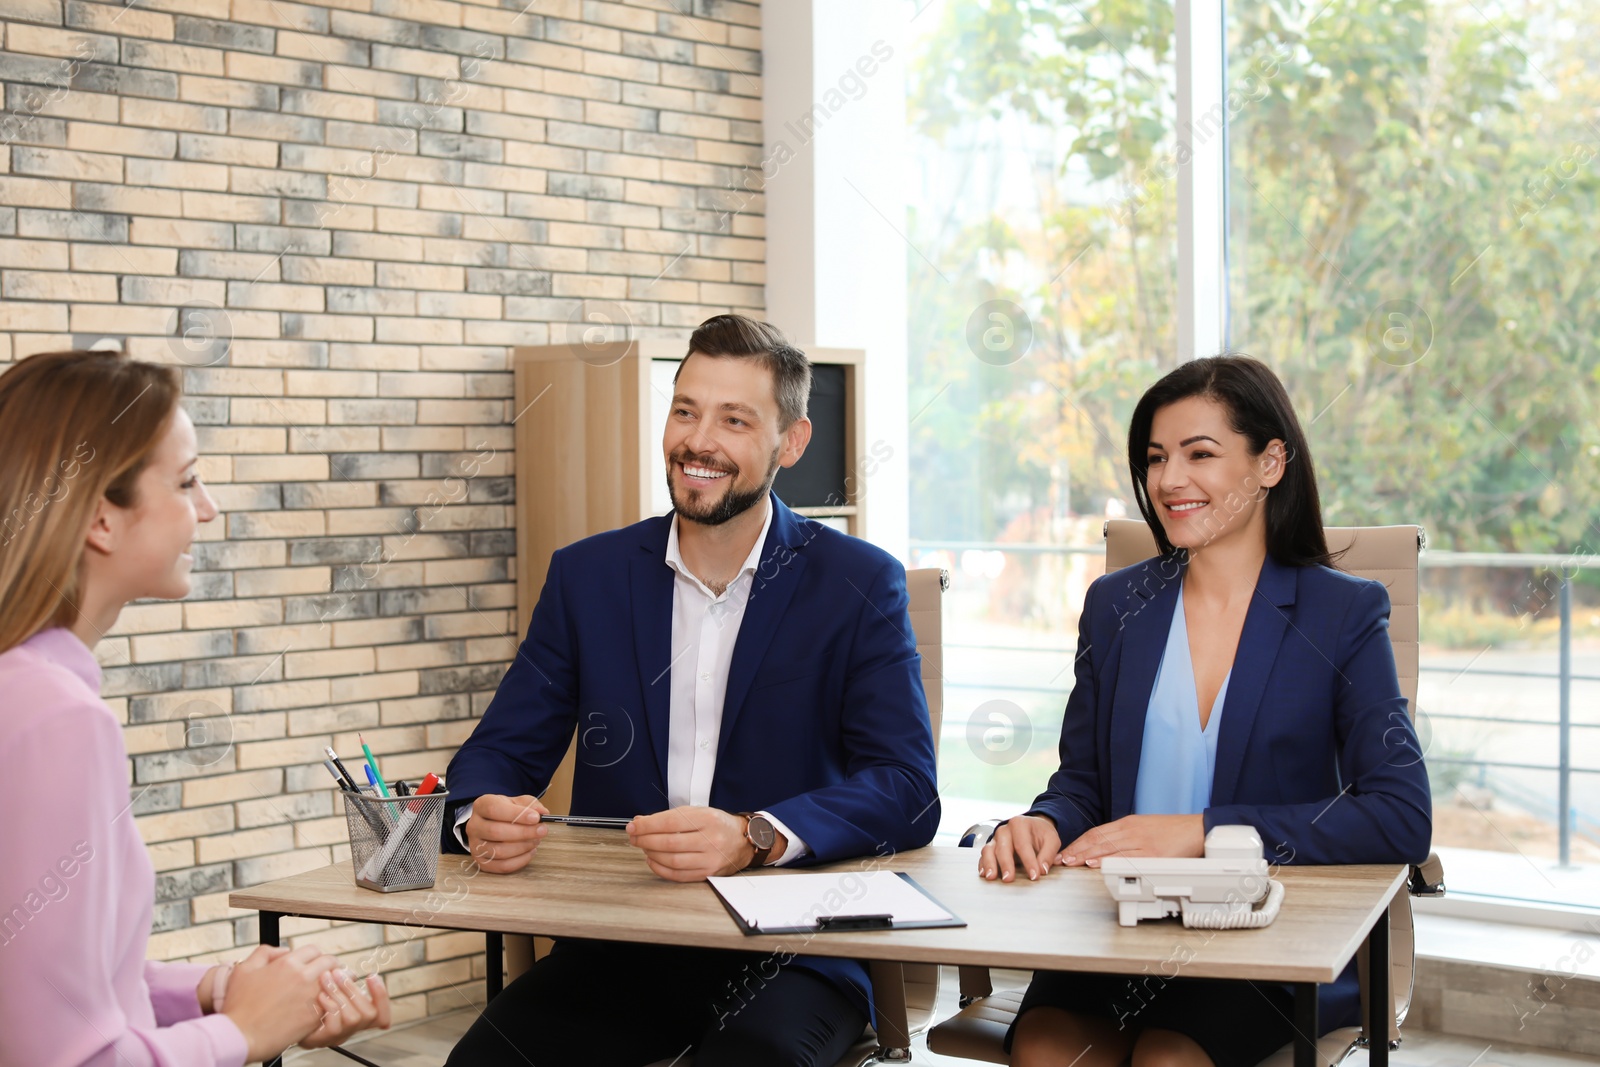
left=667, top=445, right=781, bottom=527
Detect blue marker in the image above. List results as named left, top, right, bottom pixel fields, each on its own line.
left=363, top=764, right=397, bottom=827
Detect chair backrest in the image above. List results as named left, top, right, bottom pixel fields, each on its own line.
left=1101, top=519, right=1423, bottom=713
left=906, top=567, right=948, bottom=742
left=882, top=568, right=948, bottom=1040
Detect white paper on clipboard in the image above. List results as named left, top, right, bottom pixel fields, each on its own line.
left=707, top=870, right=957, bottom=933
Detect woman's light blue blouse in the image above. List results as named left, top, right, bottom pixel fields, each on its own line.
left=1133, top=584, right=1232, bottom=816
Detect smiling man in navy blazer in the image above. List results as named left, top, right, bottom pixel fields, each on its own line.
left=440, top=314, right=940, bottom=1067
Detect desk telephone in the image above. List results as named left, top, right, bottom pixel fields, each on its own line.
left=1101, top=825, right=1285, bottom=929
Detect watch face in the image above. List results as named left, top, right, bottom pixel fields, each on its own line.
left=748, top=816, right=776, bottom=850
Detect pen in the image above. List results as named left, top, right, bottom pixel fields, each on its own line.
left=535, top=814, right=631, bottom=829
left=322, top=759, right=350, bottom=791
left=359, top=733, right=391, bottom=798
left=326, top=759, right=388, bottom=836
left=359, top=764, right=398, bottom=828
left=816, top=914, right=893, bottom=930
left=395, top=780, right=410, bottom=797
left=324, top=747, right=360, bottom=792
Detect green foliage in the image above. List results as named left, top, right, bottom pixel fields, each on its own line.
left=1420, top=597, right=1550, bottom=649
left=908, top=0, right=1600, bottom=554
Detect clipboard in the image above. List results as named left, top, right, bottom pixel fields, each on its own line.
left=707, top=870, right=966, bottom=935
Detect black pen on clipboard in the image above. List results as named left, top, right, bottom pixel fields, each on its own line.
left=816, top=914, right=893, bottom=930
left=742, top=914, right=895, bottom=933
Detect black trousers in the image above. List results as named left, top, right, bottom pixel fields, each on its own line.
left=444, top=939, right=868, bottom=1067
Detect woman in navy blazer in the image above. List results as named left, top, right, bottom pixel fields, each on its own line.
left=981, top=355, right=1432, bottom=1067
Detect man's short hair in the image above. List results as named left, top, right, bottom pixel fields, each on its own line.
left=678, top=314, right=811, bottom=430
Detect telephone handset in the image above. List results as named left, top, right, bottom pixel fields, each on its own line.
left=1101, top=825, right=1285, bottom=928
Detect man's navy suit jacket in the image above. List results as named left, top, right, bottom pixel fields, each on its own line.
left=1028, top=551, right=1433, bottom=1029
left=443, top=494, right=941, bottom=1011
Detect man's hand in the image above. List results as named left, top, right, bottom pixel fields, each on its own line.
left=1058, top=814, right=1205, bottom=867
left=464, top=794, right=550, bottom=874
left=626, top=807, right=785, bottom=882
left=979, top=815, right=1062, bottom=882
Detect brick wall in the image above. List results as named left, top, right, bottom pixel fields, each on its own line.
left=0, top=0, right=763, bottom=1025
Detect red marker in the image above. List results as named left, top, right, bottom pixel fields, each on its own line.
left=404, top=772, right=440, bottom=814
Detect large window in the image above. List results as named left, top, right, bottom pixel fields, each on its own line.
left=1226, top=0, right=1599, bottom=906
left=906, top=0, right=1178, bottom=834
left=907, top=0, right=1598, bottom=907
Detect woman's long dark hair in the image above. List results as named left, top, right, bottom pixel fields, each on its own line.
left=1127, top=353, right=1334, bottom=567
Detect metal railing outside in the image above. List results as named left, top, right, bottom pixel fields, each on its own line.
left=910, top=539, right=1600, bottom=866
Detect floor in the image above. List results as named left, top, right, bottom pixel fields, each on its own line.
left=284, top=966, right=1600, bottom=1067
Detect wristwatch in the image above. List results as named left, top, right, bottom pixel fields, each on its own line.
left=739, top=812, right=777, bottom=869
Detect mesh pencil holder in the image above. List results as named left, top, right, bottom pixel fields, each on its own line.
left=342, top=787, right=450, bottom=893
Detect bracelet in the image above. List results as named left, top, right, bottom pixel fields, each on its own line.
left=211, top=962, right=235, bottom=1014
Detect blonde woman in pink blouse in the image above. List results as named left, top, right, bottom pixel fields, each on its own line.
left=0, top=350, right=392, bottom=1066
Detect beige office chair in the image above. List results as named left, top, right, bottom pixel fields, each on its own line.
left=494, top=566, right=950, bottom=1067
left=927, top=522, right=1445, bottom=1066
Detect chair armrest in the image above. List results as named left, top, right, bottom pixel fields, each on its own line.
left=1408, top=852, right=1445, bottom=896
left=957, top=965, right=994, bottom=1006
left=868, top=960, right=912, bottom=1049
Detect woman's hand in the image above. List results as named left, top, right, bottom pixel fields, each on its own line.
left=1058, top=814, right=1205, bottom=867
left=221, top=944, right=343, bottom=1063
left=299, top=970, right=393, bottom=1048
left=197, top=947, right=292, bottom=1014
left=978, top=815, right=1062, bottom=882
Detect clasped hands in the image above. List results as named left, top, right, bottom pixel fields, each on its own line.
left=978, top=813, right=1205, bottom=882
left=196, top=943, right=391, bottom=1062
left=465, top=794, right=787, bottom=881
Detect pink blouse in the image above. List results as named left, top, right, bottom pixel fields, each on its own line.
left=0, top=628, right=248, bottom=1067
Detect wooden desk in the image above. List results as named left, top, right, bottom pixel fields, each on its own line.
left=231, top=830, right=1404, bottom=1067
